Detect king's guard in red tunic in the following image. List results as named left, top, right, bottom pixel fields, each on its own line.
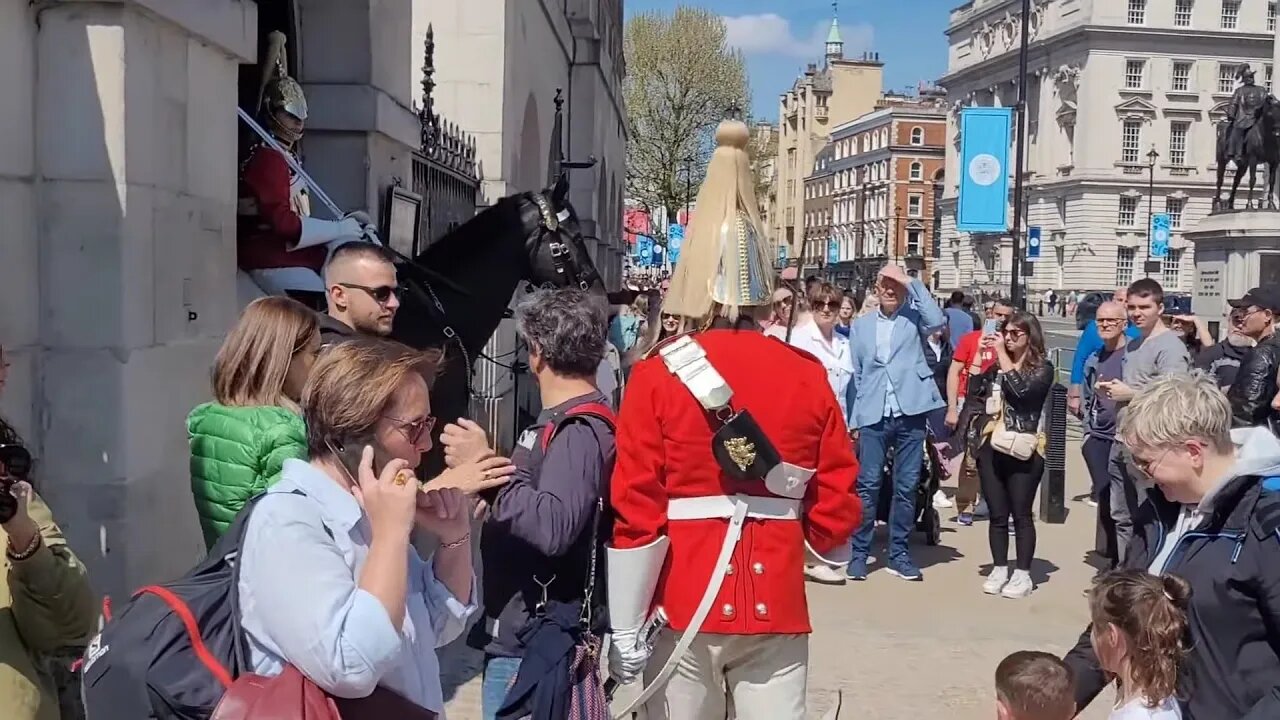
left=237, top=32, right=376, bottom=306
left=606, top=120, right=861, bottom=720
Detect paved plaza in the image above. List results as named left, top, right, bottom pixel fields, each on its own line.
left=441, top=440, right=1115, bottom=719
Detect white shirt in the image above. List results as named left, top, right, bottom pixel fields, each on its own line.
left=788, top=321, right=854, bottom=419
left=238, top=459, right=477, bottom=715
left=1110, top=696, right=1182, bottom=720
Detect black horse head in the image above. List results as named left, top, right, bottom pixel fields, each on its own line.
left=389, top=178, right=609, bottom=474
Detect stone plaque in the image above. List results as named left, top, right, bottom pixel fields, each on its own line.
left=1192, top=254, right=1226, bottom=318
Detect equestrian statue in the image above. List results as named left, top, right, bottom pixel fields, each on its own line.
left=1214, top=65, right=1280, bottom=211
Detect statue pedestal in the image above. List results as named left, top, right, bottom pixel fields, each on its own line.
left=1184, top=211, right=1280, bottom=338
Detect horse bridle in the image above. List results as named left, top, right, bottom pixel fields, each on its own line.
left=530, top=191, right=596, bottom=292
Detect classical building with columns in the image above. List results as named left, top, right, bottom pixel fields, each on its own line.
left=0, top=0, right=624, bottom=598
left=938, top=0, right=1278, bottom=296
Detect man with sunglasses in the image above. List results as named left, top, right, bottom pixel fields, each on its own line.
left=319, top=243, right=401, bottom=345
left=1226, top=286, right=1280, bottom=431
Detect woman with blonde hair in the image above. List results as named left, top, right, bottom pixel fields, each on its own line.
left=187, top=296, right=321, bottom=548
left=236, top=337, right=515, bottom=715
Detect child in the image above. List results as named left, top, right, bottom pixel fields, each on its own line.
left=995, top=651, right=1076, bottom=720
left=1088, top=569, right=1190, bottom=719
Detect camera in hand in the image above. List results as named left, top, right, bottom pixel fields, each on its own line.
left=0, top=443, right=32, bottom=524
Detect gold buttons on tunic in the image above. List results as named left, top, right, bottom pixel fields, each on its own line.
left=752, top=562, right=765, bottom=575
left=755, top=602, right=768, bottom=616
left=726, top=564, right=735, bottom=576
left=722, top=603, right=735, bottom=617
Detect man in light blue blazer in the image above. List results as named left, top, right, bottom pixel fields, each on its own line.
left=846, top=264, right=946, bottom=581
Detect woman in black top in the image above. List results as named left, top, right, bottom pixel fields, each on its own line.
left=974, top=312, right=1054, bottom=600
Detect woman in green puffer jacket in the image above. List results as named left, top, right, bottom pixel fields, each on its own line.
left=188, top=296, right=321, bottom=549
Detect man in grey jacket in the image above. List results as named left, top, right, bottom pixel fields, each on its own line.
left=1094, top=278, right=1191, bottom=563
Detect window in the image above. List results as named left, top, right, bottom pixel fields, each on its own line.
left=1169, top=121, right=1189, bottom=166
left=1269, top=65, right=1275, bottom=93
left=910, top=127, right=925, bottom=145
left=910, top=161, right=924, bottom=181
left=1128, top=0, right=1147, bottom=24
left=1122, top=119, right=1143, bottom=164
left=1221, top=0, right=1240, bottom=29
left=1271, top=2, right=1278, bottom=32
left=1124, top=59, right=1146, bottom=90
left=1163, top=249, right=1183, bottom=290
left=1175, top=0, right=1194, bottom=27
left=1166, top=196, right=1185, bottom=228
left=907, top=230, right=923, bottom=256
left=908, top=194, right=924, bottom=217
left=1119, top=196, right=1139, bottom=226
left=1116, top=247, right=1137, bottom=286
left=1171, top=61, right=1192, bottom=92
left=1218, top=64, right=1237, bottom=94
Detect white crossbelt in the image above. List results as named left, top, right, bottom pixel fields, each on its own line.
left=667, top=494, right=801, bottom=521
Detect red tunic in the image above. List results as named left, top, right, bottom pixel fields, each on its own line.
left=237, top=145, right=325, bottom=273
left=610, top=329, right=861, bottom=635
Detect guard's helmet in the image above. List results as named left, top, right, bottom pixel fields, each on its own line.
left=256, top=32, right=308, bottom=144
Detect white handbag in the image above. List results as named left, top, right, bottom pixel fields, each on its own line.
left=987, top=380, right=1039, bottom=461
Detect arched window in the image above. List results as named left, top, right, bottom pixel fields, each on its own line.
left=910, top=161, right=924, bottom=181
left=910, top=126, right=925, bottom=145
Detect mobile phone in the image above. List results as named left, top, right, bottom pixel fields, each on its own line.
left=335, top=436, right=395, bottom=484
left=983, top=319, right=999, bottom=335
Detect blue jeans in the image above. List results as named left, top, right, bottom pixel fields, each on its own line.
left=481, top=655, right=522, bottom=720
left=851, top=412, right=928, bottom=562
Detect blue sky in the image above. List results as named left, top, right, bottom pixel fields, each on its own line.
left=625, top=0, right=956, bottom=120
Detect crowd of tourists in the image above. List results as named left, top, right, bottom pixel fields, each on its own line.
left=4, top=119, right=1280, bottom=720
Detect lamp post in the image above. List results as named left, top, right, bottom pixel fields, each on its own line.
left=1008, top=0, right=1032, bottom=309
left=1145, top=146, right=1159, bottom=277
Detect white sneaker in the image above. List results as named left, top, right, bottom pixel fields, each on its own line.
left=1001, top=570, right=1034, bottom=598
left=983, top=566, right=1010, bottom=595
left=804, top=564, right=847, bottom=585
left=932, top=490, right=954, bottom=509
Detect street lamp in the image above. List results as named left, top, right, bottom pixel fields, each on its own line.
left=1145, top=146, right=1159, bottom=277
left=1008, top=0, right=1032, bottom=309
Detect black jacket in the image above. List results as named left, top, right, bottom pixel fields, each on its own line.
left=317, top=313, right=357, bottom=348
left=981, top=362, right=1054, bottom=433
left=1228, top=334, right=1280, bottom=429
left=1196, top=338, right=1253, bottom=389
left=1065, top=434, right=1280, bottom=720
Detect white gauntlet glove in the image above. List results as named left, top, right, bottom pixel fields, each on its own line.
left=608, top=626, right=651, bottom=684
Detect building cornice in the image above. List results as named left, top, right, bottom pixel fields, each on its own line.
left=940, top=25, right=1272, bottom=91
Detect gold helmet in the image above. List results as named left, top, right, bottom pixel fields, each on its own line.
left=663, top=119, right=774, bottom=321
left=256, top=32, right=308, bottom=144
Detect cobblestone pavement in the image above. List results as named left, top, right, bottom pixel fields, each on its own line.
left=441, top=440, right=1113, bottom=719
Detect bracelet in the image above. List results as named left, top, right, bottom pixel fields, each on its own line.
left=7, top=531, right=42, bottom=562
left=439, top=533, right=470, bottom=550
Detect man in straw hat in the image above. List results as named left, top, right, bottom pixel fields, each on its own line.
left=604, top=118, right=860, bottom=719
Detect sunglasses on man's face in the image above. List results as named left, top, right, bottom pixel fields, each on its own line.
left=339, top=283, right=401, bottom=305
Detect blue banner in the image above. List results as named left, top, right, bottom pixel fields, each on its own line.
left=636, top=236, right=654, bottom=267
left=957, top=107, right=1013, bottom=233
left=668, top=223, right=684, bottom=266
left=1026, top=226, right=1041, bottom=261
left=777, top=241, right=788, bottom=265
left=826, top=237, right=839, bottom=265
left=1150, top=213, right=1171, bottom=259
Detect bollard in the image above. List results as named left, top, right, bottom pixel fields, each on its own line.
left=1039, top=383, right=1068, bottom=523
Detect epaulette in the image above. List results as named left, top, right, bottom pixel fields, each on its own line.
left=642, top=330, right=697, bottom=360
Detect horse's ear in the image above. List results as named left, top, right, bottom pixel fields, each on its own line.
left=551, top=173, right=569, bottom=207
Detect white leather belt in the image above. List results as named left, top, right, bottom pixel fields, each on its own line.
left=668, top=494, right=801, bottom=521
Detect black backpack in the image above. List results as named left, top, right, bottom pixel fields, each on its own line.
left=80, top=493, right=277, bottom=719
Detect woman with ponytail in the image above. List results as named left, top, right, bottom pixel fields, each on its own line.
left=1087, top=570, right=1190, bottom=719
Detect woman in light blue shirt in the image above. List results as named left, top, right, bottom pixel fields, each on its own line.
left=237, top=338, right=515, bottom=715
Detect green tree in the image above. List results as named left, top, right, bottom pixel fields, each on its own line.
left=624, top=6, right=749, bottom=242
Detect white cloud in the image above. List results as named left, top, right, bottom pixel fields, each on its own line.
left=723, top=14, right=874, bottom=60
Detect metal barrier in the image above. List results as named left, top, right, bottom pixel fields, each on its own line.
left=1039, top=383, right=1069, bottom=524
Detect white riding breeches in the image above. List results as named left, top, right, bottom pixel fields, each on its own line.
left=638, top=631, right=808, bottom=720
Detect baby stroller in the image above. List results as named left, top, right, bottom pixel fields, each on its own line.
left=873, top=433, right=944, bottom=546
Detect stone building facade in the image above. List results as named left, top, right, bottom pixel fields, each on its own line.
left=823, top=100, right=949, bottom=290
left=938, top=0, right=1278, bottom=296
left=772, top=13, right=885, bottom=258
left=0, top=0, right=623, bottom=598
left=802, top=145, right=836, bottom=275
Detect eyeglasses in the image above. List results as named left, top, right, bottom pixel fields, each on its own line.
left=1004, top=328, right=1027, bottom=339
left=813, top=301, right=841, bottom=312
left=383, top=415, right=437, bottom=445
left=339, top=283, right=401, bottom=305
left=773, top=298, right=793, bottom=308
left=1133, top=447, right=1172, bottom=477
left=661, top=313, right=679, bottom=321
left=1096, top=318, right=1126, bottom=327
